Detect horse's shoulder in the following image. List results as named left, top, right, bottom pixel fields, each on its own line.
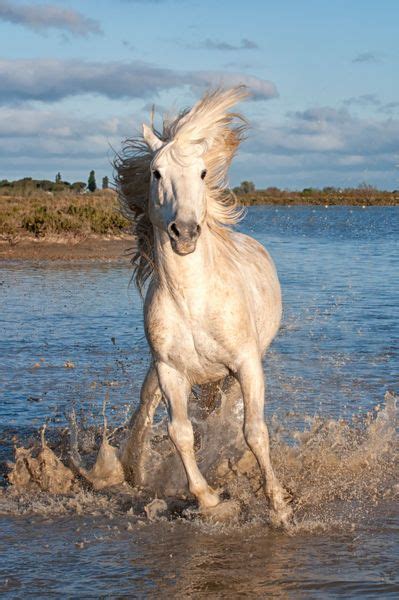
left=145, top=280, right=173, bottom=313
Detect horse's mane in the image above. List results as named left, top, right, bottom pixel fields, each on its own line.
left=114, top=86, right=248, bottom=292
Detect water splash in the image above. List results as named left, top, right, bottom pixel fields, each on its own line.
left=1, top=392, right=397, bottom=532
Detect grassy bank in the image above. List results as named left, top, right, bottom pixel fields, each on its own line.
left=0, top=190, right=129, bottom=242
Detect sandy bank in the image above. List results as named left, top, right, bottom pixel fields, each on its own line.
left=0, top=236, right=135, bottom=261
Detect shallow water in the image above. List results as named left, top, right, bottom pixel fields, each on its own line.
left=0, top=206, right=398, bottom=597
left=1, top=505, right=398, bottom=597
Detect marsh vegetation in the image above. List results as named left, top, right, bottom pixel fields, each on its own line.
left=0, top=189, right=128, bottom=241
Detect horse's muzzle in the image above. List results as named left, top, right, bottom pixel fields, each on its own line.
left=167, top=220, right=201, bottom=255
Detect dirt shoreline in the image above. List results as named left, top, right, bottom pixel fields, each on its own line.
left=0, top=236, right=135, bottom=261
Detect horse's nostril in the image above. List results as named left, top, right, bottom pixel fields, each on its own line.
left=171, top=223, right=180, bottom=238
left=196, top=224, right=201, bottom=235
left=169, top=222, right=180, bottom=239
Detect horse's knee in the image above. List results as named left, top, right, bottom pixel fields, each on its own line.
left=244, top=420, right=268, bottom=451
left=168, top=418, right=194, bottom=454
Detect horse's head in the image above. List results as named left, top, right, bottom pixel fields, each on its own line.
left=143, top=124, right=207, bottom=256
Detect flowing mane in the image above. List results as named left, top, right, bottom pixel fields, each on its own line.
left=115, top=86, right=249, bottom=292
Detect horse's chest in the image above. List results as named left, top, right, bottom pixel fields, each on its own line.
left=145, top=295, right=230, bottom=382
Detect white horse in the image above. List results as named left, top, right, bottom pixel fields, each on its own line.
left=116, top=87, right=292, bottom=525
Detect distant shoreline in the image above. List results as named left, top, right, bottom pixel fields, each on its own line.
left=1, top=190, right=398, bottom=261
left=238, top=190, right=398, bottom=207
left=241, top=198, right=398, bottom=207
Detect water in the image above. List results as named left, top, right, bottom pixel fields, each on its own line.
left=0, top=206, right=398, bottom=597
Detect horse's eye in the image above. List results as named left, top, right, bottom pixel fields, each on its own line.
left=201, top=169, right=207, bottom=180
left=152, top=169, right=161, bottom=180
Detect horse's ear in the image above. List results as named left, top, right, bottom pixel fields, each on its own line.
left=142, top=124, right=163, bottom=152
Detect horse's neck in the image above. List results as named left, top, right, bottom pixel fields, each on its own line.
left=153, top=225, right=215, bottom=295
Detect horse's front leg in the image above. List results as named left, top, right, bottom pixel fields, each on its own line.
left=156, top=361, right=220, bottom=510
left=237, top=353, right=293, bottom=526
left=121, top=364, right=162, bottom=486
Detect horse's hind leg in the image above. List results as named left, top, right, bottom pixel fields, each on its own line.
left=156, top=362, right=220, bottom=510
left=237, top=353, right=293, bottom=526
left=121, top=364, right=162, bottom=486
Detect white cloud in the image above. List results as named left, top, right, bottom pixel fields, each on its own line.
left=232, top=107, right=399, bottom=188
left=252, top=107, right=399, bottom=156
left=343, top=94, right=381, bottom=108
left=0, top=0, right=101, bottom=36
left=0, top=107, right=135, bottom=184
left=188, top=38, right=259, bottom=51
left=0, top=58, right=278, bottom=104
left=0, top=107, right=124, bottom=138
left=352, top=52, right=380, bottom=64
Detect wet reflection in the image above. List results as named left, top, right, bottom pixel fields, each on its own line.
left=1, top=509, right=397, bottom=597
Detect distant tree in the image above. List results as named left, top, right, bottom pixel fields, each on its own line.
left=102, top=175, right=109, bottom=190
left=55, top=172, right=62, bottom=183
left=88, top=170, right=97, bottom=193
left=240, top=180, right=255, bottom=194
left=37, top=179, right=54, bottom=191
left=71, top=181, right=86, bottom=193
left=233, top=180, right=256, bottom=195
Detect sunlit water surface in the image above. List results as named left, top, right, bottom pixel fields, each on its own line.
left=0, top=206, right=398, bottom=597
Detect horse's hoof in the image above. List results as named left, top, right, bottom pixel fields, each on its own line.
left=269, top=503, right=296, bottom=530
left=201, top=499, right=241, bottom=524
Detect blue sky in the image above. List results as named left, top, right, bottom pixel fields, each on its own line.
left=0, top=0, right=398, bottom=189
